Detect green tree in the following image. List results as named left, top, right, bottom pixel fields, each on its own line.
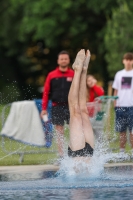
left=0, top=0, right=118, bottom=102
left=104, top=0, right=133, bottom=78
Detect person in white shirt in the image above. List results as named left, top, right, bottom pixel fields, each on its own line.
left=112, top=52, right=133, bottom=155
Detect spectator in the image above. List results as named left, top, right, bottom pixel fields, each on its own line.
left=41, top=50, right=74, bottom=160
left=112, top=52, right=133, bottom=155
left=86, top=75, right=104, bottom=102
left=86, top=75, right=104, bottom=141
left=86, top=75, right=104, bottom=118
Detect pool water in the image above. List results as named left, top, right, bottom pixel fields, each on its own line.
left=0, top=155, right=133, bottom=200
left=0, top=187, right=133, bottom=200
left=0, top=173, right=133, bottom=200
left=0, top=141, right=133, bottom=200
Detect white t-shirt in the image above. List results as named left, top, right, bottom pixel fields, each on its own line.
left=112, top=69, right=133, bottom=106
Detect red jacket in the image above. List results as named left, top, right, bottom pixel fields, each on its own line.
left=87, top=85, right=104, bottom=117
left=88, top=85, right=104, bottom=102
left=42, top=67, right=74, bottom=110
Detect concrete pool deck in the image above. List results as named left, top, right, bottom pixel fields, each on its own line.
left=0, top=163, right=133, bottom=174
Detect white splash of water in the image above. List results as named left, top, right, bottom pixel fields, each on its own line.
left=56, top=129, right=131, bottom=180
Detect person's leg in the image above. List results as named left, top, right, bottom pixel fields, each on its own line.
left=120, top=132, right=127, bottom=150
left=129, top=132, right=133, bottom=148
left=68, top=49, right=86, bottom=151
left=115, top=107, right=127, bottom=152
left=129, top=107, right=133, bottom=149
left=78, top=50, right=94, bottom=148
left=52, top=105, right=65, bottom=157
left=55, top=125, right=64, bottom=157
left=130, top=129, right=133, bottom=158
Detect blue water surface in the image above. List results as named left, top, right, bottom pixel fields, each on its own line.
left=0, top=149, right=133, bottom=199
left=0, top=164, right=133, bottom=200
left=0, top=186, right=133, bottom=200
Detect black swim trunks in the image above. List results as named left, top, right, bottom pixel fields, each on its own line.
left=52, top=105, right=70, bottom=126
left=68, top=143, right=94, bottom=157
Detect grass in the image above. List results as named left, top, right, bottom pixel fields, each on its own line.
left=0, top=136, right=59, bottom=166
left=0, top=104, right=60, bottom=166
left=0, top=103, right=132, bottom=166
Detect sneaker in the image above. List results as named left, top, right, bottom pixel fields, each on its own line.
left=117, top=152, right=130, bottom=161
left=130, top=155, right=133, bottom=160
left=45, top=141, right=52, bottom=148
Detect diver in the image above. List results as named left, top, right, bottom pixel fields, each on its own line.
left=68, top=49, right=94, bottom=162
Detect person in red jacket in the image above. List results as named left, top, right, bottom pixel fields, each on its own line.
left=86, top=75, right=104, bottom=142
left=41, top=50, right=74, bottom=162
left=86, top=75, right=104, bottom=119
left=86, top=75, right=104, bottom=102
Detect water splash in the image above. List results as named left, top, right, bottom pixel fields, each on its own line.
left=0, top=117, right=133, bottom=191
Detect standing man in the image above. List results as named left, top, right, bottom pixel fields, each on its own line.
left=112, top=52, right=133, bottom=155
left=41, top=50, right=74, bottom=160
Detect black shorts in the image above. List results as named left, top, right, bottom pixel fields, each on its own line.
left=52, top=105, right=70, bottom=126
left=68, top=143, right=94, bottom=157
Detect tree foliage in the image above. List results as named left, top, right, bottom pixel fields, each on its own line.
left=104, top=0, right=133, bottom=78
left=0, top=0, right=118, bottom=102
